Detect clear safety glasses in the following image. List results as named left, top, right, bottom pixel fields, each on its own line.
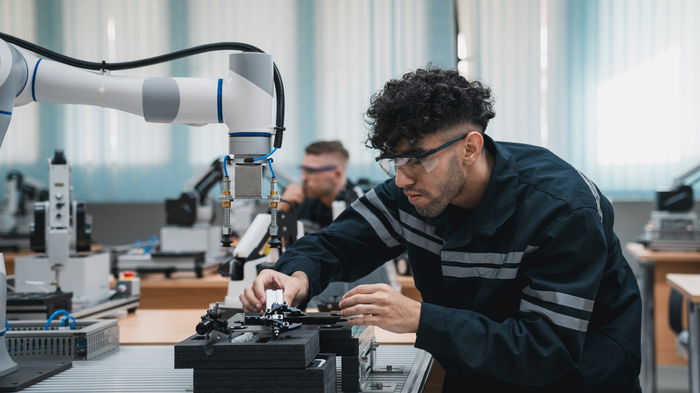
left=375, top=134, right=468, bottom=177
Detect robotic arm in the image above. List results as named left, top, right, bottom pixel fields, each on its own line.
left=0, top=34, right=277, bottom=146
left=0, top=32, right=286, bottom=247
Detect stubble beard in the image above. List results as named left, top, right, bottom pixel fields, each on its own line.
left=413, top=164, right=465, bottom=218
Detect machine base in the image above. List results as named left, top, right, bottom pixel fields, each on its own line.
left=193, top=353, right=336, bottom=393
left=0, top=360, right=71, bottom=392
left=174, top=329, right=320, bottom=369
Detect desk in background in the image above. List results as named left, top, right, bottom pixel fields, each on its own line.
left=626, top=242, right=700, bottom=393
left=667, top=274, right=700, bottom=393
left=138, top=272, right=228, bottom=309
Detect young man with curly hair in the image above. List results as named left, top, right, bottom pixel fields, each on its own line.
left=240, top=68, right=641, bottom=393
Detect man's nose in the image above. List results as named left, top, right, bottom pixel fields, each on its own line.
left=394, top=168, right=415, bottom=188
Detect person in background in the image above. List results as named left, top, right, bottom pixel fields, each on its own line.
left=280, top=140, right=360, bottom=231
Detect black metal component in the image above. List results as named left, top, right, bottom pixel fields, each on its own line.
left=74, top=201, right=92, bottom=252
left=267, top=237, right=281, bottom=249
left=165, top=159, right=223, bottom=227
left=165, top=192, right=198, bottom=227
left=255, top=262, right=275, bottom=275
left=656, top=185, right=694, bottom=212
left=196, top=305, right=229, bottom=337
left=220, top=236, right=232, bottom=248
left=29, top=203, right=46, bottom=253
left=245, top=303, right=304, bottom=338
left=50, top=150, right=67, bottom=165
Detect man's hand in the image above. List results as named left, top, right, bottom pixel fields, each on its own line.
left=339, top=283, right=421, bottom=334
left=240, top=270, right=310, bottom=313
left=280, top=183, right=304, bottom=211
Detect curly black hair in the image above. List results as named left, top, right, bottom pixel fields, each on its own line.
left=366, top=66, right=495, bottom=155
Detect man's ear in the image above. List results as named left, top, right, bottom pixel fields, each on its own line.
left=463, top=131, right=484, bottom=164
left=333, top=167, right=343, bottom=180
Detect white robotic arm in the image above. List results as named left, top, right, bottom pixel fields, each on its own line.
left=0, top=32, right=287, bottom=247
left=0, top=36, right=275, bottom=152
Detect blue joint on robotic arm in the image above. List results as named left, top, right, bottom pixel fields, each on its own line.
left=217, top=78, right=223, bottom=123
left=31, top=58, right=42, bottom=102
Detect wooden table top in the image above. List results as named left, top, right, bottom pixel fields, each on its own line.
left=667, top=273, right=700, bottom=303
left=139, top=272, right=228, bottom=289
left=626, top=242, right=700, bottom=263
left=117, top=309, right=416, bottom=346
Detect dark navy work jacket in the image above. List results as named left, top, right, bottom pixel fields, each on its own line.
left=276, top=135, right=641, bottom=392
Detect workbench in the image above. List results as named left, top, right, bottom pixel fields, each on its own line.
left=116, top=309, right=417, bottom=346
left=15, top=308, right=436, bottom=392
left=626, top=242, right=700, bottom=393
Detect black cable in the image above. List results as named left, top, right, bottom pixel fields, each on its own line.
left=0, top=32, right=285, bottom=141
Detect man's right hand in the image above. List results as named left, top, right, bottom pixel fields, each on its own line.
left=239, top=269, right=310, bottom=313
left=280, top=184, right=304, bottom=211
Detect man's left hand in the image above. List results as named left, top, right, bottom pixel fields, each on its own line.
left=339, top=283, right=421, bottom=334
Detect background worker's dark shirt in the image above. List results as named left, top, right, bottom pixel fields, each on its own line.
left=276, top=135, right=642, bottom=392
left=295, top=181, right=359, bottom=229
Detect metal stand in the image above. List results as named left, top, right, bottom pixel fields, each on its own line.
left=640, top=260, right=657, bottom=393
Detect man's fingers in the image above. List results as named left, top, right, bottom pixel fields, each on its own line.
left=244, top=286, right=262, bottom=311
left=348, top=315, right=379, bottom=327
left=239, top=293, right=252, bottom=312
left=339, top=293, right=382, bottom=309
left=240, top=286, right=259, bottom=312
left=253, top=273, right=271, bottom=305
left=342, top=284, right=388, bottom=299
left=339, top=304, right=383, bottom=318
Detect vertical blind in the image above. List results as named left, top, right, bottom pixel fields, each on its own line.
left=457, top=0, right=700, bottom=199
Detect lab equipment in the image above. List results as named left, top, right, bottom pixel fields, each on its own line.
left=642, top=162, right=700, bottom=251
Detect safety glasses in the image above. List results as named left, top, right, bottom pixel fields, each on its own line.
left=299, top=165, right=338, bottom=174
left=375, top=134, right=468, bottom=177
